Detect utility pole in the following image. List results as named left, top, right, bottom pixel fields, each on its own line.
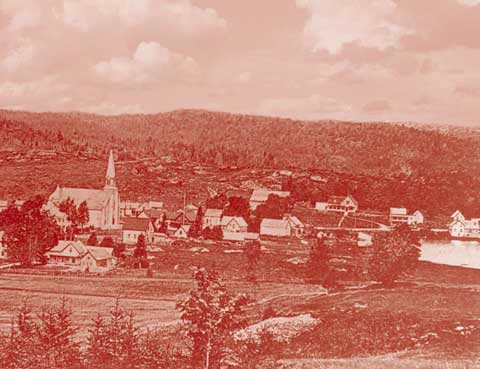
left=183, top=191, right=186, bottom=225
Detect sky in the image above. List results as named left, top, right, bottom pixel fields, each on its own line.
left=1, top=0, right=480, bottom=125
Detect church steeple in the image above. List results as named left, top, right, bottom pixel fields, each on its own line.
left=105, top=150, right=116, bottom=188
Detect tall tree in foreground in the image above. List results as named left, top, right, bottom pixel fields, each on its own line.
left=305, top=236, right=330, bottom=285
left=87, top=299, right=138, bottom=369
left=3, top=196, right=59, bottom=267
left=133, top=234, right=147, bottom=259
left=369, top=225, right=421, bottom=287
left=77, top=201, right=89, bottom=232
left=177, top=269, right=249, bottom=369
left=245, top=240, right=262, bottom=283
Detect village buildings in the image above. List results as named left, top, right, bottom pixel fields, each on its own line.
left=389, top=208, right=424, bottom=226
left=449, top=210, right=480, bottom=239
left=202, top=209, right=223, bottom=229
left=315, top=195, right=358, bottom=213
left=122, top=217, right=154, bottom=244
left=221, top=216, right=248, bottom=233
left=46, top=150, right=120, bottom=230
left=45, top=240, right=114, bottom=272
left=260, top=218, right=291, bottom=237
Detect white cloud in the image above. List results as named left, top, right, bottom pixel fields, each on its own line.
left=93, top=41, right=199, bottom=84
left=457, top=0, right=480, bottom=6
left=296, top=0, right=410, bottom=54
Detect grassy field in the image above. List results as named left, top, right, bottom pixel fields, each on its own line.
left=0, top=261, right=478, bottom=367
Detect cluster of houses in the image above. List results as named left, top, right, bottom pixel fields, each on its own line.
left=448, top=210, right=480, bottom=239
left=0, top=150, right=446, bottom=274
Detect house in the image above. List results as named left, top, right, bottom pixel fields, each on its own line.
left=389, top=208, right=424, bottom=226
left=0, top=230, right=7, bottom=260
left=119, top=201, right=144, bottom=217
left=45, top=240, right=114, bottom=272
left=448, top=211, right=480, bottom=239
left=122, top=217, right=154, bottom=244
left=46, top=150, right=120, bottom=230
left=249, top=190, right=290, bottom=210
left=202, top=209, right=223, bottom=229
left=260, top=218, right=291, bottom=237
left=174, top=225, right=191, bottom=239
left=283, top=215, right=305, bottom=237
left=221, top=216, right=248, bottom=233
left=319, top=195, right=358, bottom=213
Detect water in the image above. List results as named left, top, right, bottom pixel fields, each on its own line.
left=420, top=240, right=480, bottom=269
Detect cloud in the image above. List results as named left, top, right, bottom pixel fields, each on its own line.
left=296, top=0, right=410, bottom=54
left=93, top=41, right=199, bottom=84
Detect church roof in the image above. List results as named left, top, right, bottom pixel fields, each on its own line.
left=50, top=187, right=109, bottom=211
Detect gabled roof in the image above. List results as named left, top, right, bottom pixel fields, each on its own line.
left=204, top=209, right=223, bottom=218
left=221, top=216, right=248, bottom=228
left=49, top=187, right=108, bottom=210
left=260, top=218, right=289, bottom=229
left=122, top=217, right=151, bottom=232
left=328, top=195, right=358, bottom=206
left=390, top=207, right=408, bottom=215
left=143, top=209, right=164, bottom=219
left=285, top=215, right=304, bottom=227
left=451, top=210, right=464, bottom=218
left=47, top=240, right=87, bottom=256
left=86, top=246, right=113, bottom=260
left=175, top=225, right=191, bottom=234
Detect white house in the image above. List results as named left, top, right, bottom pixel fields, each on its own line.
left=316, top=195, right=358, bottom=213
left=357, top=232, right=373, bottom=247
left=260, top=218, right=291, bottom=237
left=249, top=190, right=290, bottom=210
left=389, top=208, right=424, bottom=226
left=122, top=217, right=154, bottom=244
left=45, top=240, right=114, bottom=272
left=283, top=215, right=305, bottom=237
left=221, top=216, right=248, bottom=233
left=448, top=210, right=480, bottom=239
left=174, top=225, right=191, bottom=239
left=202, top=209, right=223, bottom=229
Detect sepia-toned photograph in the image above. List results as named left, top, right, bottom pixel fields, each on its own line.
left=0, top=1, right=479, bottom=368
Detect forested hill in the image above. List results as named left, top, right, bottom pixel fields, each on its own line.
left=1, top=109, right=480, bottom=219
left=1, top=108, right=480, bottom=177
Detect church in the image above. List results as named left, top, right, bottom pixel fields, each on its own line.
left=46, top=150, right=121, bottom=230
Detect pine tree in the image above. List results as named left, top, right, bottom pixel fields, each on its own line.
left=177, top=269, right=249, bottom=369
left=100, top=236, right=114, bottom=248
left=133, top=234, right=147, bottom=260
left=86, top=233, right=98, bottom=246
left=77, top=201, right=89, bottom=232
left=305, top=237, right=330, bottom=284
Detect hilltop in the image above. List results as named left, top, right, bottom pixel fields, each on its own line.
left=0, top=109, right=479, bottom=218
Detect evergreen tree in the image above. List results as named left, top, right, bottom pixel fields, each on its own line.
left=245, top=240, right=262, bottom=282
left=188, top=207, right=203, bottom=238
left=87, top=299, right=139, bottom=369
left=77, top=201, right=89, bottom=232
left=133, top=234, right=147, bottom=259
left=305, top=237, right=330, bottom=284
left=158, top=214, right=168, bottom=234
left=177, top=269, right=249, bottom=369
left=100, top=236, right=114, bottom=248
left=59, top=197, right=78, bottom=240
left=86, top=233, right=98, bottom=246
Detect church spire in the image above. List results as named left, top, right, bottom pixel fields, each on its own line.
left=105, top=150, right=116, bottom=188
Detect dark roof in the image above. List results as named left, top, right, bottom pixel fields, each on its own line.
left=122, top=217, right=151, bottom=231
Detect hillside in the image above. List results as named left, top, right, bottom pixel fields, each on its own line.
left=0, top=109, right=479, bottom=218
